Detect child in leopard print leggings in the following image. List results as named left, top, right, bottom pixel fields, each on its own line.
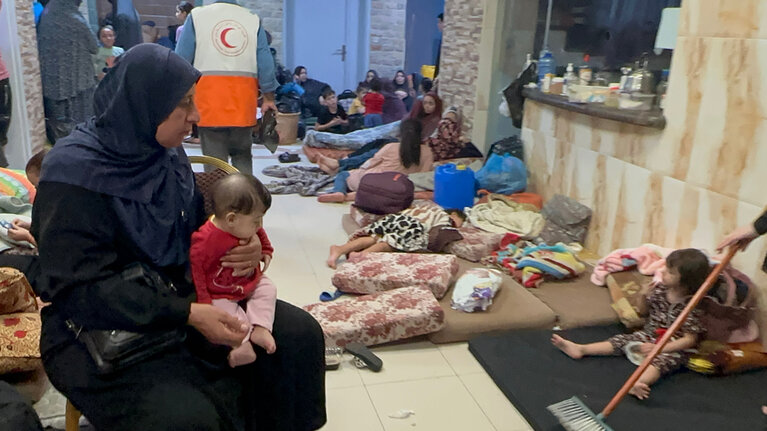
left=551, top=248, right=711, bottom=400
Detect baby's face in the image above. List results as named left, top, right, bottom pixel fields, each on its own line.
left=226, top=210, right=264, bottom=239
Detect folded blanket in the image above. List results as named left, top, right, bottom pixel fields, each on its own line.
left=482, top=239, right=585, bottom=288
left=466, top=196, right=544, bottom=238
left=591, top=243, right=673, bottom=286
left=261, top=165, right=333, bottom=196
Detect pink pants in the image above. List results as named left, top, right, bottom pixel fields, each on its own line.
left=212, top=276, right=277, bottom=335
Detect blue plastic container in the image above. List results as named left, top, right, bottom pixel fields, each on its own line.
left=537, top=49, right=556, bottom=84
left=434, top=163, right=475, bottom=210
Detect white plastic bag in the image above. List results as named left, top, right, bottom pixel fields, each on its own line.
left=451, top=268, right=503, bottom=312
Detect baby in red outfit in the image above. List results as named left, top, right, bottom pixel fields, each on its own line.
left=190, top=173, right=276, bottom=367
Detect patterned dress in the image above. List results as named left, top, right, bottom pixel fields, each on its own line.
left=360, top=206, right=452, bottom=252
left=608, top=283, right=706, bottom=375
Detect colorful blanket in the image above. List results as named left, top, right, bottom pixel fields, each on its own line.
left=590, top=243, right=673, bottom=286
left=482, top=236, right=585, bottom=288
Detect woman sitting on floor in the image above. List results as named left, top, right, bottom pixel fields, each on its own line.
left=408, top=92, right=442, bottom=139
left=427, top=105, right=466, bottom=161
left=318, top=119, right=433, bottom=203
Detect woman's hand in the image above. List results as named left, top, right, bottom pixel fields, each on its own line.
left=717, top=224, right=759, bottom=252
left=261, top=255, right=272, bottom=273
left=221, top=234, right=262, bottom=277
left=188, top=303, right=249, bottom=347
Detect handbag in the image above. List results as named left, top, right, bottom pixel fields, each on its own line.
left=502, top=62, right=537, bottom=129
left=66, top=263, right=186, bottom=375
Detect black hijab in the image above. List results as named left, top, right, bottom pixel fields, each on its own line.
left=41, top=44, right=201, bottom=267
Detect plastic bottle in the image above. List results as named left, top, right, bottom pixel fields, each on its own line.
left=578, top=54, right=592, bottom=85
left=563, top=63, right=577, bottom=94
left=537, top=49, right=556, bottom=86
left=656, top=69, right=669, bottom=110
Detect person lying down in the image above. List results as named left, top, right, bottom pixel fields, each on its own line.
left=327, top=205, right=465, bottom=269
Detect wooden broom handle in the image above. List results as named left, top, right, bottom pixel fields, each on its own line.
left=601, top=246, right=738, bottom=418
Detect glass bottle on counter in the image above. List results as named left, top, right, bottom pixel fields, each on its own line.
left=563, top=63, right=577, bottom=95
left=578, top=54, right=592, bottom=85
left=656, top=69, right=669, bottom=110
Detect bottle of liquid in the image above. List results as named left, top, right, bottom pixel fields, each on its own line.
left=537, top=49, right=556, bottom=86
left=578, top=54, right=592, bottom=85
left=524, top=53, right=533, bottom=69
left=563, top=63, right=577, bottom=95
left=656, top=69, right=669, bottom=110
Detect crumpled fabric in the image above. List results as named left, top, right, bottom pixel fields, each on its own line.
left=466, top=196, right=544, bottom=238
left=538, top=194, right=592, bottom=245
left=590, top=243, right=673, bottom=286
left=261, top=165, right=334, bottom=196
left=451, top=268, right=503, bottom=312
left=482, top=239, right=585, bottom=288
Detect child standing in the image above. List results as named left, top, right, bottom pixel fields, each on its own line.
left=93, top=25, right=125, bottom=80
left=362, top=78, right=384, bottom=127
left=552, top=248, right=710, bottom=400
left=190, top=173, right=277, bottom=367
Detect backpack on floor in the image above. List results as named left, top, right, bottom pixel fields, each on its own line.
left=354, top=172, right=414, bottom=215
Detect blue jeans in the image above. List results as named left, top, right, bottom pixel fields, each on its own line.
left=364, top=114, right=383, bottom=128
left=338, top=149, right=378, bottom=171
left=333, top=171, right=351, bottom=194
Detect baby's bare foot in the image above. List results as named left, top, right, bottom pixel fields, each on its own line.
left=327, top=245, right=343, bottom=268
left=228, top=342, right=257, bottom=367
left=551, top=334, right=584, bottom=359
left=629, top=382, right=651, bottom=400
left=250, top=326, right=276, bottom=354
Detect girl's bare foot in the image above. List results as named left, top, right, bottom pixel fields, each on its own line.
left=318, top=192, right=346, bottom=203
left=629, top=382, right=651, bottom=400
left=327, top=245, right=344, bottom=268
left=551, top=334, right=584, bottom=359
left=319, top=154, right=340, bottom=170
left=250, top=326, right=276, bottom=354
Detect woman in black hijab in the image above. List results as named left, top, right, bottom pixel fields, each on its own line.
left=33, top=44, right=326, bottom=431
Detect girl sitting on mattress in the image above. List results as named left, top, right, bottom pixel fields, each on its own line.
left=552, top=248, right=710, bottom=400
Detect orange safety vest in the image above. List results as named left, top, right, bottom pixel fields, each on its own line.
left=191, top=3, right=260, bottom=128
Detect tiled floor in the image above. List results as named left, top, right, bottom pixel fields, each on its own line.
left=185, top=143, right=533, bottom=431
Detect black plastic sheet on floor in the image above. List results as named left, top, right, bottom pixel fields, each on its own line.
left=468, top=325, right=767, bottom=431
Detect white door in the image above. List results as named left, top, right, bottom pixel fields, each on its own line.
left=284, top=0, right=369, bottom=93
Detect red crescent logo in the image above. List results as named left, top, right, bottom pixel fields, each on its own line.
left=220, top=27, right=236, bottom=49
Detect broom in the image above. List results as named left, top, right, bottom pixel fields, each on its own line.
left=547, top=245, right=738, bottom=431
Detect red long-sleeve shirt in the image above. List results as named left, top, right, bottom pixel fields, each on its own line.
left=190, top=220, right=273, bottom=303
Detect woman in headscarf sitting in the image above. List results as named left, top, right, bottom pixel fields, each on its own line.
left=32, top=44, right=326, bottom=431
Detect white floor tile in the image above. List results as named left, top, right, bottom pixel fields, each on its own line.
left=359, top=341, right=455, bottom=386
left=438, top=342, right=486, bottom=375
left=319, top=386, right=384, bottom=431
left=325, top=353, right=365, bottom=390
left=366, top=376, right=496, bottom=431
left=460, top=372, right=533, bottom=431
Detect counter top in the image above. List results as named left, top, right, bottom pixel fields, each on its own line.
left=522, top=88, right=666, bottom=129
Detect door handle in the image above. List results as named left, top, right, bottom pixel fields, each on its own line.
left=331, top=44, right=347, bottom=62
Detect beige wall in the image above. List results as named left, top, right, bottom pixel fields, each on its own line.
left=522, top=0, right=767, bottom=330
left=438, top=0, right=484, bottom=139
left=369, top=0, right=406, bottom=79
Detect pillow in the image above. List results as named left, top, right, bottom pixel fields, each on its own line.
left=687, top=340, right=767, bottom=375
left=0, top=313, right=41, bottom=375
left=0, top=267, right=37, bottom=315
left=606, top=271, right=652, bottom=329
left=444, top=226, right=505, bottom=262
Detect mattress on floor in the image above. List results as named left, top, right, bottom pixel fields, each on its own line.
left=304, top=285, right=445, bottom=347
left=428, top=258, right=557, bottom=344
left=526, top=265, right=620, bottom=329
left=468, top=325, right=767, bottom=431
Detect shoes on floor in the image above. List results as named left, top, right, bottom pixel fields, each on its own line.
left=278, top=152, right=300, bottom=163
left=325, top=346, right=343, bottom=371
left=345, top=342, right=383, bottom=372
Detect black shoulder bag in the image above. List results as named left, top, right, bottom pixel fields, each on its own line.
left=66, top=263, right=186, bottom=375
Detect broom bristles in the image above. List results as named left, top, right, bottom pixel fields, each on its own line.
left=547, top=397, right=613, bottom=431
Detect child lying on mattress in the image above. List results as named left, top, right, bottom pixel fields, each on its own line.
left=326, top=206, right=465, bottom=269
left=552, top=248, right=710, bottom=400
